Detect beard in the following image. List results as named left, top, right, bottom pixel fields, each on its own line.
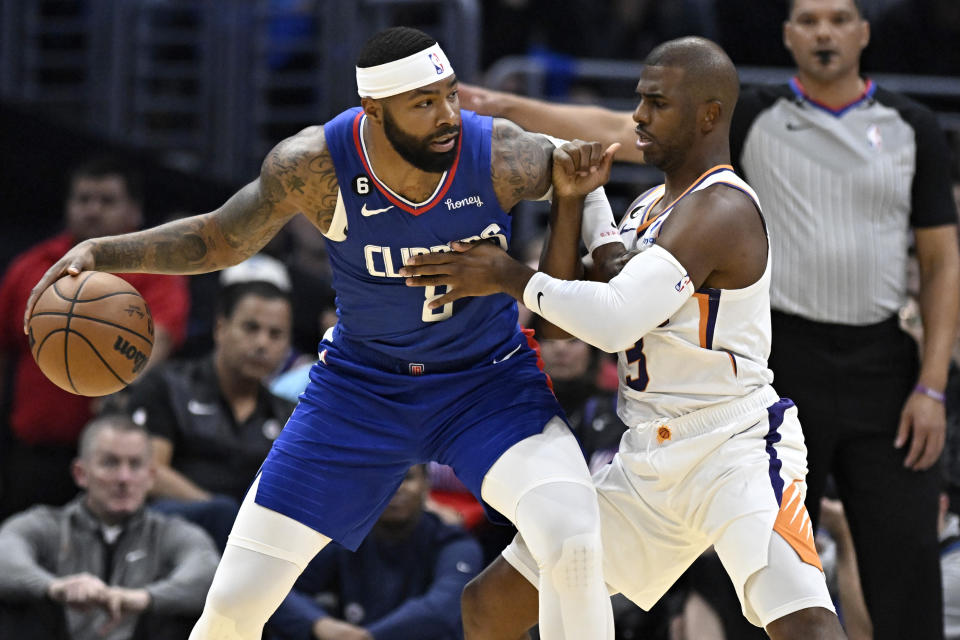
left=383, top=109, right=459, bottom=174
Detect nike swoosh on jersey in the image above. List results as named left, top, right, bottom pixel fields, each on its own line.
left=785, top=122, right=813, bottom=131
left=361, top=203, right=395, bottom=217
left=493, top=344, right=522, bottom=364
left=536, top=291, right=544, bottom=311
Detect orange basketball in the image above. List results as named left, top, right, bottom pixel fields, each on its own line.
left=28, top=271, right=154, bottom=397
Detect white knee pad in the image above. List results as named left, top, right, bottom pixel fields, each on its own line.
left=514, top=482, right=613, bottom=640
left=515, top=481, right=601, bottom=567
left=551, top=531, right=604, bottom=596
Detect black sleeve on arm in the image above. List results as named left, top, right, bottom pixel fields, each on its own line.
left=876, top=88, right=958, bottom=228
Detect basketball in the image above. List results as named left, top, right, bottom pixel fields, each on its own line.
left=28, top=271, right=154, bottom=397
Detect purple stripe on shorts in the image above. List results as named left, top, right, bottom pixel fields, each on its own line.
left=764, top=398, right=794, bottom=504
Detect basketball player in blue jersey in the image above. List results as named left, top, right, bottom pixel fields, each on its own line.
left=24, top=27, right=622, bottom=640
left=403, top=37, right=847, bottom=639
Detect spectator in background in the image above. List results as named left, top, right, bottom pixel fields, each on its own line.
left=0, top=156, right=189, bottom=519
left=125, top=276, right=296, bottom=549
left=267, top=464, right=482, bottom=640
left=218, top=253, right=314, bottom=377
left=0, top=415, right=218, bottom=640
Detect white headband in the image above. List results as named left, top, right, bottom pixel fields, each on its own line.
left=356, top=43, right=454, bottom=99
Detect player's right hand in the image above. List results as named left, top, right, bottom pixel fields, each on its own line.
left=24, top=240, right=96, bottom=333
left=552, top=140, right=620, bottom=199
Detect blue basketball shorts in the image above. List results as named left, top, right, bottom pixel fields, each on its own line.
left=253, top=333, right=565, bottom=550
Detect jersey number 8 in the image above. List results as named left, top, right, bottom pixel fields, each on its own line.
left=423, top=285, right=453, bottom=322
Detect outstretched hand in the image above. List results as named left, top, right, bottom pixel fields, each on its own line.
left=23, top=240, right=97, bottom=333
left=552, top=140, right=621, bottom=199
left=400, top=240, right=534, bottom=306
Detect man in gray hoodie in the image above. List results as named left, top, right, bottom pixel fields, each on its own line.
left=0, top=414, right=219, bottom=639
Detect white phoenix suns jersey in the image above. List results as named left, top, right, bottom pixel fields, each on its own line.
left=615, top=165, right=774, bottom=425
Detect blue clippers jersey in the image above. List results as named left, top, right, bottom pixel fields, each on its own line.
left=323, top=107, right=519, bottom=370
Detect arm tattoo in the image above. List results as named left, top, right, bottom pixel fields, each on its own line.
left=89, top=128, right=338, bottom=273
left=305, top=148, right=339, bottom=232
left=91, top=217, right=211, bottom=273
left=491, top=119, right=553, bottom=210
left=286, top=175, right=306, bottom=194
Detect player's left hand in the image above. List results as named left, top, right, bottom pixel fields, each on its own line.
left=400, top=241, right=533, bottom=307
left=895, top=391, right=946, bottom=470
left=552, top=140, right=620, bottom=199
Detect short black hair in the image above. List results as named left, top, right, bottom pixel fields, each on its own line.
left=356, top=26, right=437, bottom=68
left=69, top=155, right=144, bottom=204
left=787, top=0, right=863, bottom=18
left=215, top=281, right=291, bottom=320
left=643, top=37, right=740, bottom=117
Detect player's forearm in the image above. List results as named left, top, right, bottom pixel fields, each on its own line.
left=496, top=259, right=538, bottom=304
left=523, top=245, right=691, bottom=353
left=494, top=94, right=641, bottom=163
left=87, top=214, right=236, bottom=275
left=540, top=195, right=585, bottom=281
left=536, top=196, right=585, bottom=339
left=89, top=180, right=293, bottom=275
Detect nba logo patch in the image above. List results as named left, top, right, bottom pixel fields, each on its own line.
left=866, top=124, right=882, bottom=150
left=409, top=363, right=425, bottom=376
left=429, top=53, right=443, bottom=75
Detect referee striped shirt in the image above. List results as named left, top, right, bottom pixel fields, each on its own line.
left=730, top=78, right=956, bottom=325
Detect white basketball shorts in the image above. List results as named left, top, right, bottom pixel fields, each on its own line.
left=502, top=385, right=835, bottom=627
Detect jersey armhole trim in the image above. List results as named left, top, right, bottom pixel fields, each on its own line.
left=322, top=189, right=348, bottom=242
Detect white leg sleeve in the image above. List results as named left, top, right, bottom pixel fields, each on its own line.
left=189, top=476, right=331, bottom=640
left=482, top=418, right=614, bottom=640
left=742, top=532, right=836, bottom=629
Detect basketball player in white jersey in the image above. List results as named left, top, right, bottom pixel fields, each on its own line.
left=402, top=37, right=846, bottom=639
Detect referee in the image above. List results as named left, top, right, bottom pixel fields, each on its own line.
left=729, top=1, right=960, bottom=638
